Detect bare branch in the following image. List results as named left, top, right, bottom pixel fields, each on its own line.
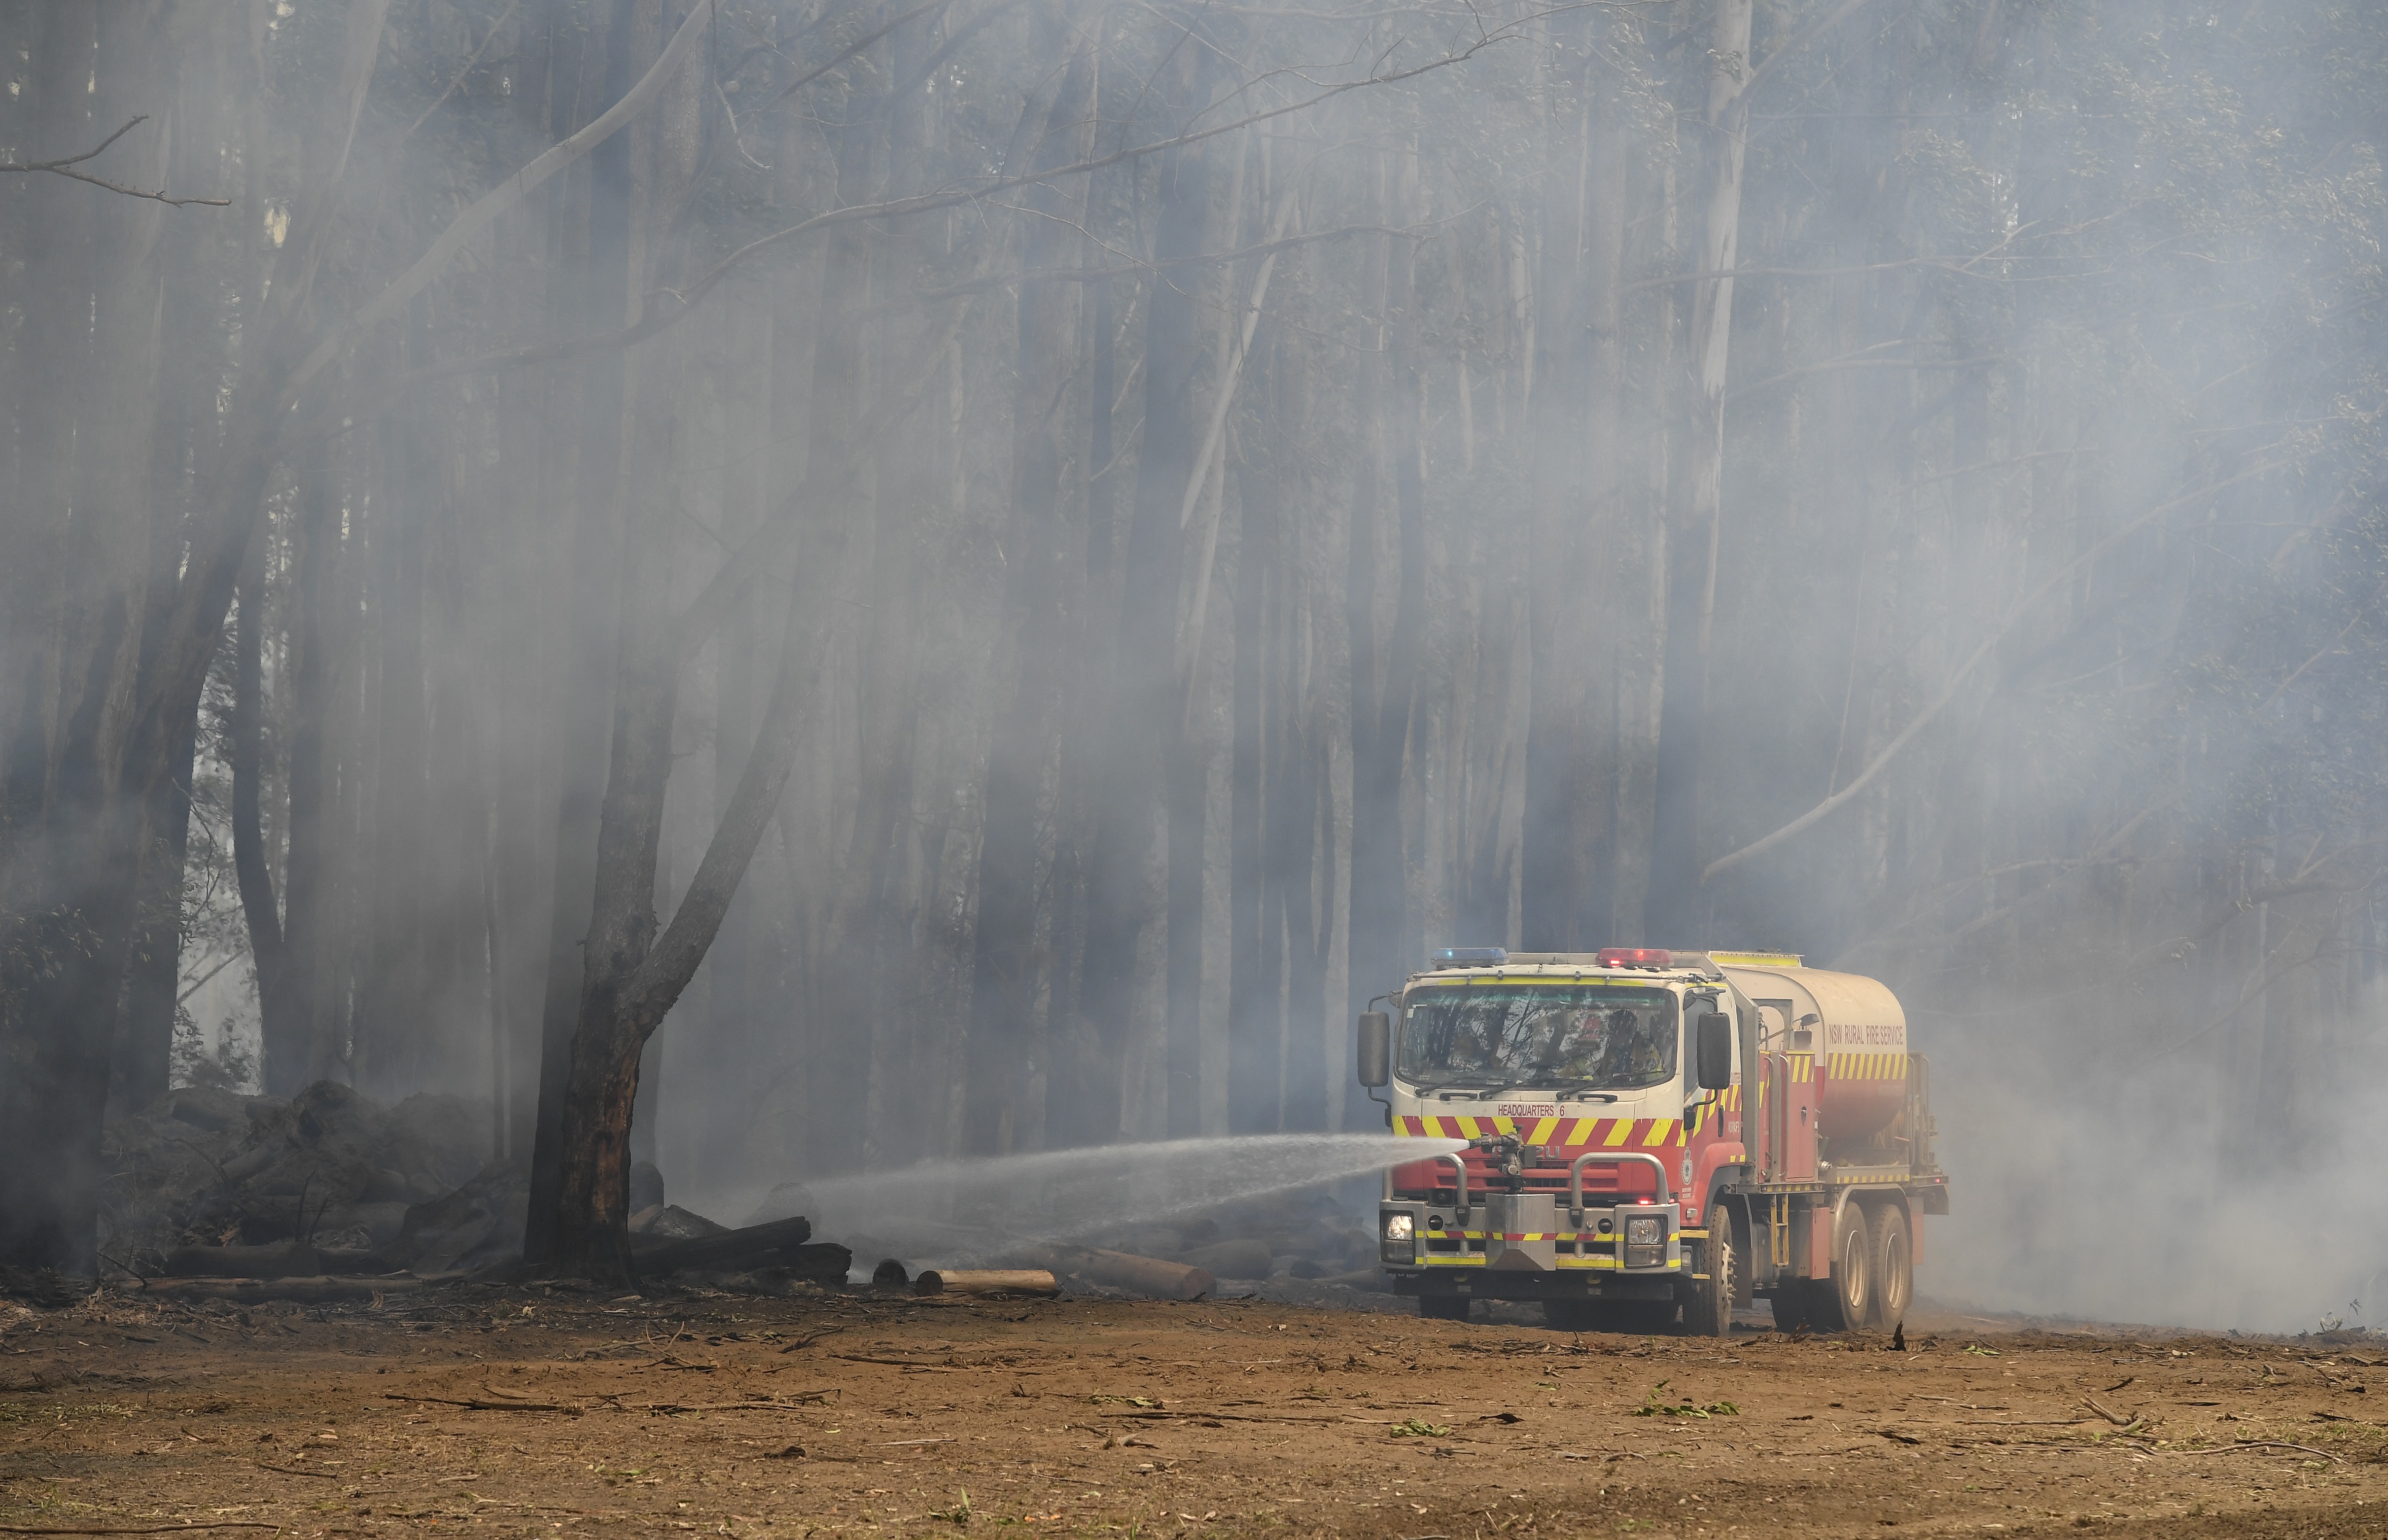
left=1724, top=347, right=2004, bottom=405
left=757, top=0, right=961, bottom=114
left=1728, top=0, right=1873, bottom=113
left=1700, top=455, right=2299, bottom=886
left=0, top=115, right=231, bottom=207
left=2256, top=575, right=2388, bottom=713
left=397, top=0, right=522, bottom=148
left=303, top=30, right=1514, bottom=431
left=280, top=0, right=714, bottom=404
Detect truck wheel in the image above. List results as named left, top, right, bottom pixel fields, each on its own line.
left=1419, top=1293, right=1471, bottom=1322
left=1812, top=1201, right=1873, bottom=1332
left=1868, top=1202, right=1913, bottom=1330
left=1683, top=1207, right=1738, bottom=1338
left=1765, top=1289, right=1810, bottom=1332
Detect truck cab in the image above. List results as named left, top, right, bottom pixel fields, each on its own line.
left=1359, top=947, right=1945, bottom=1334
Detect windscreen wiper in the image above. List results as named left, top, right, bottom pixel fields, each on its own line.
left=1531, top=1079, right=1621, bottom=1102
left=1415, top=1076, right=1512, bottom=1098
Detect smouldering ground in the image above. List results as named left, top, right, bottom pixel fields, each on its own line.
left=4, top=1283, right=2387, bottom=1537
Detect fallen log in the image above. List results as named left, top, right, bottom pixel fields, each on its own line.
left=139, top=1274, right=423, bottom=1303
left=631, top=1215, right=814, bottom=1275
left=1011, top=1244, right=1213, bottom=1301
left=913, top=1268, right=1059, bottom=1298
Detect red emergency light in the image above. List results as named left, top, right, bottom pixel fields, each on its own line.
left=1596, top=947, right=1671, bottom=969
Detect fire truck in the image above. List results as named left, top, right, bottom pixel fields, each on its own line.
left=1358, top=947, right=1947, bottom=1333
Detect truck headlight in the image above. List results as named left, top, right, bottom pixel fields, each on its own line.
left=1383, top=1213, right=1415, bottom=1242
left=1381, top=1211, right=1417, bottom=1264
left=1625, top=1216, right=1662, bottom=1246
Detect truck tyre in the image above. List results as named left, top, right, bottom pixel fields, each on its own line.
left=1683, top=1206, right=1738, bottom=1338
left=1419, top=1293, right=1471, bottom=1322
left=1812, top=1201, right=1873, bottom=1332
left=1766, top=1288, right=1810, bottom=1332
left=1868, top=1201, right=1913, bottom=1330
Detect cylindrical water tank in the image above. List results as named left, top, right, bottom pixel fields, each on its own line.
left=1719, top=962, right=1909, bottom=1142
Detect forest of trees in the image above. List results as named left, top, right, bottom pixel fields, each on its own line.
left=6, top=0, right=2388, bottom=1301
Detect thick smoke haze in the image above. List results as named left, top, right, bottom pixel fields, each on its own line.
left=4, top=0, right=2387, bottom=1312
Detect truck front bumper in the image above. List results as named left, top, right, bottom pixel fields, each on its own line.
left=1376, top=1197, right=1685, bottom=1297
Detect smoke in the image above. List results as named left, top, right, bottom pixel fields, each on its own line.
left=1922, top=987, right=2388, bottom=1335
left=9, top=0, right=2387, bottom=1312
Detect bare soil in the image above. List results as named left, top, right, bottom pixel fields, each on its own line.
left=4, top=1285, right=2385, bottom=1538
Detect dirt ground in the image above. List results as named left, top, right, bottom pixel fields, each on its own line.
left=4, top=1284, right=2386, bottom=1539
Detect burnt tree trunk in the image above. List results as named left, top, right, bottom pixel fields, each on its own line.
left=230, top=547, right=289, bottom=1056
left=524, top=0, right=636, bottom=1264
left=272, top=442, right=348, bottom=1094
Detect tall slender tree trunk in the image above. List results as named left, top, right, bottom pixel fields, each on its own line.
left=356, top=384, right=436, bottom=1095
left=274, top=443, right=346, bottom=1094
left=118, top=187, right=205, bottom=1116
left=1517, top=29, right=1599, bottom=953
left=1267, top=332, right=1329, bottom=1129
left=544, top=0, right=720, bottom=1278
left=231, top=545, right=288, bottom=1061
left=1226, top=320, right=1279, bottom=1134
left=797, top=37, right=879, bottom=1178
left=0, top=0, right=178, bottom=1270
left=966, top=35, right=1096, bottom=1156
left=525, top=0, right=637, bottom=1264
left=1646, top=0, right=1753, bottom=940
left=1069, top=48, right=1216, bottom=1147
left=1347, top=152, right=1426, bottom=1090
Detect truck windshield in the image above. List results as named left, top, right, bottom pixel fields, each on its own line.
left=1398, top=984, right=1678, bottom=1091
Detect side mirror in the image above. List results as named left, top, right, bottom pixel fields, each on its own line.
left=1695, top=1011, right=1733, bottom=1090
left=1357, top=1011, right=1391, bottom=1088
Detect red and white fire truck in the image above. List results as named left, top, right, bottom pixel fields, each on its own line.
left=1358, top=947, right=1947, bottom=1333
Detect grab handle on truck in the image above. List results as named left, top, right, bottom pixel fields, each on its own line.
left=1435, top=1152, right=1471, bottom=1224
left=1567, top=1151, right=1671, bottom=1229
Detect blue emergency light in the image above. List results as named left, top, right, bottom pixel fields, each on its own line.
left=1430, top=946, right=1507, bottom=967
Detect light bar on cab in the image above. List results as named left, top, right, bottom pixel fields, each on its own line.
left=1595, top=946, right=1672, bottom=969
left=1430, top=946, right=1508, bottom=967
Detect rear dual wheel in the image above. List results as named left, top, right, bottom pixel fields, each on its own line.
left=1868, top=1201, right=1914, bottom=1331
left=1774, top=1199, right=1913, bottom=1333
left=1809, top=1201, right=1873, bottom=1332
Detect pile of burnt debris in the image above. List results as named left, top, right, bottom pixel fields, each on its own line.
left=98, top=1083, right=848, bottom=1302
left=96, top=1084, right=1385, bottom=1306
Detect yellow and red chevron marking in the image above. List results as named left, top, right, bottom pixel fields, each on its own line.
left=1393, top=1114, right=1685, bottom=1148
left=1824, top=1051, right=1908, bottom=1081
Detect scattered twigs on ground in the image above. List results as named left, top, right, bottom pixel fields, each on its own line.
left=2175, top=1441, right=2343, bottom=1463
